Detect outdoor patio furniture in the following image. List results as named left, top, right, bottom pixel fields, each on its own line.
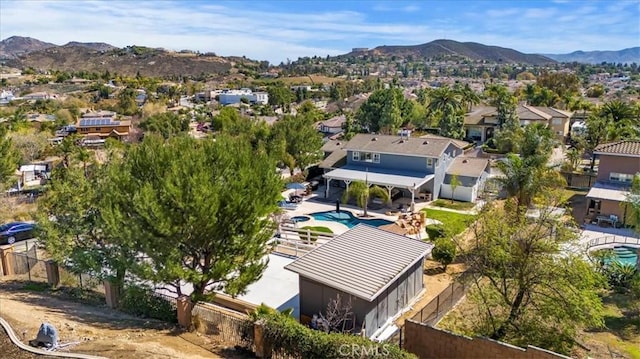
left=278, top=200, right=299, bottom=210
left=289, top=194, right=303, bottom=203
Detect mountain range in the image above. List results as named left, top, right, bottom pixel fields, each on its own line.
left=0, top=36, right=254, bottom=78
left=0, top=36, right=636, bottom=78
left=341, top=39, right=556, bottom=65
left=543, top=47, right=639, bottom=64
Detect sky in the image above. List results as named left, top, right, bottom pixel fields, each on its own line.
left=1, top=0, right=639, bottom=64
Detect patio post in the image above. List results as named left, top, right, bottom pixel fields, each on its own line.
left=410, top=183, right=416, bottom=212
left=325, top=178, right=331, bottom=198
left=385, top=185, right=393, bottom=204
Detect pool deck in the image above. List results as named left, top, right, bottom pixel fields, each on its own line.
left=280, top=187, right=432, bottom=239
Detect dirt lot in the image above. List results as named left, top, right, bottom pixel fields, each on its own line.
left=0, top=282, right=252, bottom=359
left=0, top=329, right=60, bottom=359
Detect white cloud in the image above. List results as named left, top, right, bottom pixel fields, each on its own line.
left=0, top=0, right=637, bottom=63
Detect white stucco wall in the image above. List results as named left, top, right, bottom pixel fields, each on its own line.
left=439, top=184, right=476, bottom=202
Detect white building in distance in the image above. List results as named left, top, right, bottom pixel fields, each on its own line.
left=219, top=88, right=269, bottom=105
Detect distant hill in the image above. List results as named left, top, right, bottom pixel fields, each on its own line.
left=0, top=36, right=262, bottom=78
left=543, top=47, right=640, bottom=64
left=0, top=36, right=56, bottom=59
left=63, top=41, right=118, bottom=52
left=341, top=39, right=555, bottom=65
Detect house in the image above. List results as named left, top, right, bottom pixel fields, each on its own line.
left=76, top=111, right=130, bottom=140
left=218, top=89, right=269, bottom=105
left=463, top=104, right=573, bottom=143
left=533, top=107, right=573, bottom=142
left=284, top=224, right=433, bottom=339
left=319, top=140, right=347, bottom=170
left=18, top=162, right=52, bottom=189
left=21, top=92, right=52, bottom=101
left=440, top=157, right=491, bottom=202
left=316, top=115, right=346, bottom=135
left=584, top=140, right=640, bottom=226
left=322, top=132, right=472, bottom=206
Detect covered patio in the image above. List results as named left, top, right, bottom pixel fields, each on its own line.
left=584, top=184, right=631, bottom=227
left=323, top=166, right=435, bottom=211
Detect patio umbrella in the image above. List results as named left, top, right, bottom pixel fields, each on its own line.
left=286, top=182, right=307, bottom=195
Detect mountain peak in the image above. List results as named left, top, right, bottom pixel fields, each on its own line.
left=0, top=36, right=57, bottom=59
left=344, top=39, right=555, bottom=65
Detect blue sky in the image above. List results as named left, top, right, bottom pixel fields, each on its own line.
left=1, top=0, right=638, bottom=64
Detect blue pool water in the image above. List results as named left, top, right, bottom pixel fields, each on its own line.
left=608, top=246, right=638, bottom=267
left=310, top=210, right=393, bottom=228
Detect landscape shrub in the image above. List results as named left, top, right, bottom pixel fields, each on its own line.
left=432, top=237, right=457, bottom=270
left=119, top=285, right=177, bottom=323
left=300, top=226, right=333, bottom=242
left=425, top=224, right=445, bottom=240
left=257, top=311, right=415, bottom=359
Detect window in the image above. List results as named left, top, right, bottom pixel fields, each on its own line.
left=352, top=151, right=360, bottom=161
left=552, top=118, right=562, bottom=125
left=373, top=153, right=380, bottom=163
left=426, top=158, right=434, bottom=167
left=363, top=152, right=373, bottom=162
left=610, top=172, right=635, bottom=183
left=94, top=127, right=101, bottom=131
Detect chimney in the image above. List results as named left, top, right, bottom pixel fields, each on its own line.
left=422, top=141, right=429, bottom=145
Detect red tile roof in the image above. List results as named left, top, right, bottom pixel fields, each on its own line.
left=594, top=140, right=640, bottom=156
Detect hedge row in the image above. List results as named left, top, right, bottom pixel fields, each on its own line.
left=259, top=312, right=416, bottom=359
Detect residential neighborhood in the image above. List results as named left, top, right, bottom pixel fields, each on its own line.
left=0, top=1, right=639, bottom=358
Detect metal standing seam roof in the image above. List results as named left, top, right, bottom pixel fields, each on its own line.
left=323, top=166, right=435, bottom=189
left=343, top=134, right=462, bottom=158
left=284, top=224, right=433, bottom=302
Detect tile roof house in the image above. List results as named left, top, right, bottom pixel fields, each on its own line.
left=464, top=104, right=573, bottom=143
left=584, top=140, right=640, bottom=226
left=321, top=132, right=487, bottom=204
left=285, top=224, right=433, bottom=339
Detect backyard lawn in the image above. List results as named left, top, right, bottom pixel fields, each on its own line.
left=422, top=208, right=476, bottom=239
left=430, top=199, right=476, bottom=211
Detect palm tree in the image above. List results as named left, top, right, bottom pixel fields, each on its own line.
left=496, top=154, right=565, bottom=216
left=455, top=83, right=480, bottom=112
left=428, top=86, right=465, bottom=139
left=342, top=180, right=390, bottom=217
left=600, top=100, right=633, bottom=124
left=428, top=86, right=463, bottom=116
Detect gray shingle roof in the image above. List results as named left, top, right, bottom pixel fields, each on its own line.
left=446, top=157, right=490, bottom=178
left=343, top=134, right=463, bottom=158
left=321, top=140, right=346, bottom=153
left=319, top=150, right=346, bottom=169
left=594, top=140, right=640, bottom=157
left=284, top=224, right=433, bottom=301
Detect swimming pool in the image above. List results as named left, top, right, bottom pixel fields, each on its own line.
left=608, top=246, right=638, bottom=267
left=310, top=210, right=393, bottom=228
